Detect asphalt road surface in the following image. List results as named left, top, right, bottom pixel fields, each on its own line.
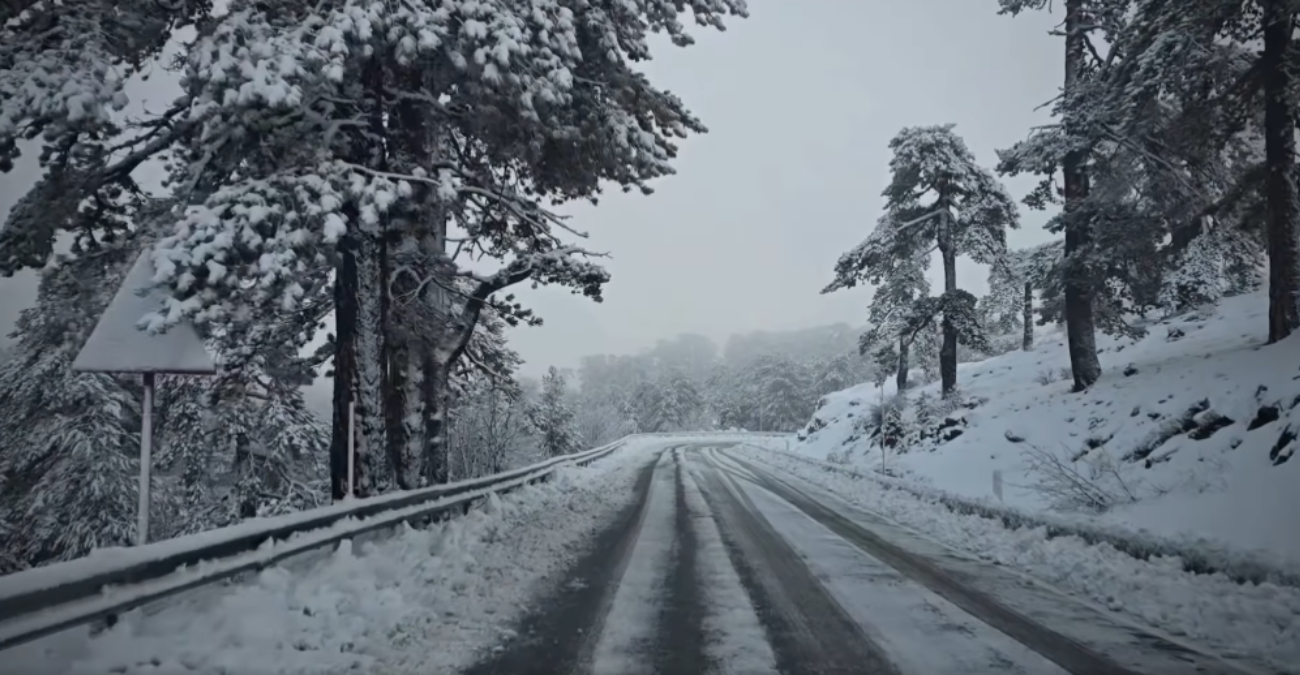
left=462, top=442, right=1259, bottom=675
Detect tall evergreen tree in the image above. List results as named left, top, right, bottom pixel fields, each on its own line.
left=981, top=252, right=1029, bottom=352
left=827, top=125, right=1016, bottom=397
left=748, top=354, right=812, bottom=431
left=0, top=248, right=139, bottom=565
left=1085, top=0, right=1291, bottom=341
left=133, top=0, right=748, bottom=496
left=529, top=367, right=579, bottom=458
left=996, top=0, right=1132, bottom=390
left=829, top=214, right=931, bottom=392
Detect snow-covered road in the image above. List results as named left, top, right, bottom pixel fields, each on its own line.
left=10, top=437, right=1274, bottom=675
left=465, top=441, right=1262, bottom=675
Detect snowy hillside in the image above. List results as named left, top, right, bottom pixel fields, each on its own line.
left=793, top=289, right=1300, bottom=560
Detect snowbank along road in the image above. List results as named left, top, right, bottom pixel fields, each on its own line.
left=12, top=437, right=1276, bottom=675
left=466, top=441, right=1266, bottom=675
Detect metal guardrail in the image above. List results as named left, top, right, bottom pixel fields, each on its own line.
left=0, top=437, right=632, bottom=651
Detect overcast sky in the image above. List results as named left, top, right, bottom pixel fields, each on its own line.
left=0, top=0, right=1063, bottom=377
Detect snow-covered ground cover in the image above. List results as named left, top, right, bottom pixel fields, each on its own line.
left=792, top=289, right=1300, bottom=562
left=8, top=438, right=666, bottom=675
left=736, top=447, right=1300, bottom=673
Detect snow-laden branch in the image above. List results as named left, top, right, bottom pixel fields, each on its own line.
left=444, top=245, right=608, bottom=370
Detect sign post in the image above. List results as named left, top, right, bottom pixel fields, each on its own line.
left=72, top=252, right=217, bottom=545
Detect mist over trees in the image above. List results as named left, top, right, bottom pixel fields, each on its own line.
left=557, top=325, right=881, bottom=443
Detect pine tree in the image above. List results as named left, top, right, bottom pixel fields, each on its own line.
left=0, top=0, right=210, bottom=269
left=658, top=371, right=704, bottom=431
left=131, top=0, right=748, bottom=497
left=630, top=379, right=666, bottom=433
left=828, top=125, right=1017, bottom=397
left=0, top=244, right=140, bottom=565
left=981, top=251, right=1028, bottom=352
left=834, top=214, right=932, bottom=392
left=809, top=352, right=859, bottom=399
left=1082, top=0, right=1292, bottom=341
left=747, top=354, right=812, bottom=432
left=529, top=367, right=579, bottom=458
left=995, top=0, right=1130, bottom=390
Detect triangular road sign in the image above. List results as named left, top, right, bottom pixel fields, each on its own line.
left=72, top=251, right=217, bottom=375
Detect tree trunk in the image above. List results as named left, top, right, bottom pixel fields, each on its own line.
left=333, top=54, right=390, bottom=497
left=413, top=124, right=454, bottom=484
left=422, top=356, right=451, bottom=485
left=1062, top=0, right=1101, bottom=391
left=385, top=321, right=426, bottom=489
left=352, top=230, right=387, bottom=496
left=938, top=229, right=958, bottom=398
left=895, top=337, right=910, bottom=392
left=1021, top=280, right=1034, bottom=351
left=329, top=233, right=360, bottom=501
left=1263, top=1, right=1300, bottom=343
left=383, top=229, right=428, bottom=490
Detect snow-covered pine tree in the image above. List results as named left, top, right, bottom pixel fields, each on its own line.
left=829, top=125, right=1017, bottom=398
left=745, top=353, right=812, bottom=432
left=0, top=239, right=140, bottom=566
left=909, top=319, right=943, bottom=385
left=706, top=364, right=750, bottom=431
left=868, top=344, right=898, bottom=390
left=0, top=0, right=211, bottom=270
left=833, top=214, right=932, bottom=392
left=630, top=378, right=667, bottom=433
left=1084, top=0, right=1286, bottom=340
left=139, top=0, right=749, bottom=496
left=981, top=250, right=1031, bottom=353
left=809, top=352, right=859, bottom=400
left=529, top=367, right=579, bottom=458
left=656, top=370, right=705, bottom=431
left=995, top=0, right=1133, bottom=390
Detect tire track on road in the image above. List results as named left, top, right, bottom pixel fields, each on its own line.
left=718, top=447, right=1259, bottom=675
left=654, top=448, right=706, bottom=675
left=694, top=447, right=901, bottom=675
left=459, top=447, right=669, bottom=675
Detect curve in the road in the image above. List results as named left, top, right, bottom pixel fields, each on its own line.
left=460, top=439, right=1267, bottom=675
left=714, top=444, right=1267, bottom=675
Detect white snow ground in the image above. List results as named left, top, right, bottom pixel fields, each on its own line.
left=736, top=446, right=1300, bottom=673
left=792, top=289, right=1300, bottom=561
left=7, top=438, right=666, bottom=675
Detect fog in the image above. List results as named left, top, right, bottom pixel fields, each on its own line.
left=0, top=0, right=1064, bottom=377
